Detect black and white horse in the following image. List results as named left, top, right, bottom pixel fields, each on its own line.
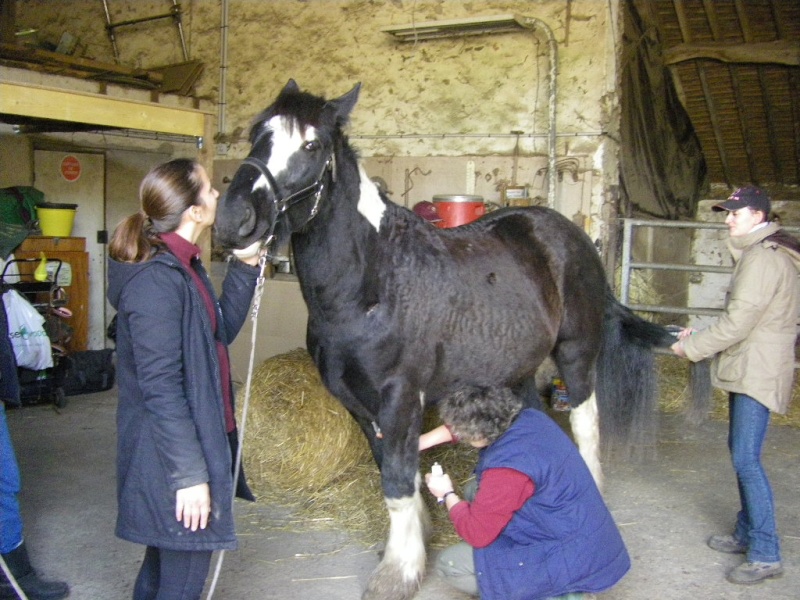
left=215, top=80, right=681, bottom=600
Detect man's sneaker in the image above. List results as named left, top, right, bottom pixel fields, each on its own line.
left=707, top=534, right=747, bottom=554
left=726, top=561, right=783, bottom=585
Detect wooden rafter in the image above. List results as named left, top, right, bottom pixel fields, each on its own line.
left=673, top=0, right=733, bottom=185
left=663, top=39, right=800, bottom=66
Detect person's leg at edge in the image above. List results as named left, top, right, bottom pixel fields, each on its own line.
left=729, top=393, right=780, bottom=564
left=1, top=404, right=69, bottom=600
left=0, top=404, right=23, bottom=555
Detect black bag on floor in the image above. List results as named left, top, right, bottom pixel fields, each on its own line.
left=63, top=349, right=115, bottom=396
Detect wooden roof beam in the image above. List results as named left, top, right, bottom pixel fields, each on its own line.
left=736, top=0, right=783, bottom=184
left=663, top=40, right=800, bottom=66
left=673, top=0, right=733, bottom=185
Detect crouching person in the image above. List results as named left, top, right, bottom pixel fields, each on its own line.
left=421, top=386, right=629, bottom=599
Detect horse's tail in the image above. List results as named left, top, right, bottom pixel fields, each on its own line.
left=597, top=289, right=714, bottom=455
left=596, top=288, right=676, bottom=459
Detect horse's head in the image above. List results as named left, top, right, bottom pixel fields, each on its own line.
left=215, top=79, right=361, bottom=253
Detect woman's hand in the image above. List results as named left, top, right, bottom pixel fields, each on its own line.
left=425, top=472, right=454, bottom=499
left=176, top=483, right=211, bottom=531
left=232, top=241, right=264, bottom=266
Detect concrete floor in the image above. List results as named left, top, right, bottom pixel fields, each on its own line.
left=7, top=388, right=800, bottom=599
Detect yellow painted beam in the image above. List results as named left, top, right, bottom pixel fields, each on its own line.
left=0, top=81, right=209, bottom=137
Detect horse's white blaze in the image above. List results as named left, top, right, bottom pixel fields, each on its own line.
left=266, top=115, right=316, bottom=177
left=383, top=483, right=426, bottom=585
left=570, top=393, right=604, bottom=490
left=252, top=174, right=269, bottom=194
left=357, top=165, right=386, bottom=231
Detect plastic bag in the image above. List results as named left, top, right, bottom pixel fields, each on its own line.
left=2, top=289, right=53, bottom=370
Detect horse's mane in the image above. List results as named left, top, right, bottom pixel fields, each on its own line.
left=249, top=89, right=328, bottom=144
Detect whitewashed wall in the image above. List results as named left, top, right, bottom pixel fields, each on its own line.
left=16, top=0, right=621, bottom=243
left=12, top=0, right=622, bottom=359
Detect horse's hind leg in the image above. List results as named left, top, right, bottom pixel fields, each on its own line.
left=569, top=393, right=603, bottom=489
left=553, top=342, right=604, bottom=489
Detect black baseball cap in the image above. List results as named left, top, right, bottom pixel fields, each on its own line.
left=712, top=186, right=771, bottom=215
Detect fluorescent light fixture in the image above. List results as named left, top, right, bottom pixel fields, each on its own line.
left=381, top=14, right=526, bottom=42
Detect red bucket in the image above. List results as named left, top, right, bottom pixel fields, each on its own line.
left=432, top=195, right=485, bottom=228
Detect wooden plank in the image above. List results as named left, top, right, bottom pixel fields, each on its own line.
left=0, top=42, right=163, bottom=83
left=0, top=81, right=208, bottom=137
left=664, top=40, right=800, bottom=66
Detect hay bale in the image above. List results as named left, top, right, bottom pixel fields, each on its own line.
left=243, top=348, right=371, bottom=496
left=239, top=347, right=479, bottom=548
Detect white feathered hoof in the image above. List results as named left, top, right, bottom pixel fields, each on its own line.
left=362, top=493, right=427, bottom=600
left=362, top=558, right=422, bottom=600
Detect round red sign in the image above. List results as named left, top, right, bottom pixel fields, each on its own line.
left=60, top=155, right=81, bottom=182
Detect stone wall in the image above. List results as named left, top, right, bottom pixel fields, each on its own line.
left=15, top=0, right=620, bottom=243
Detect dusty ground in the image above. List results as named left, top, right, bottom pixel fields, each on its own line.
left=7, top=389, right=800, bottom=599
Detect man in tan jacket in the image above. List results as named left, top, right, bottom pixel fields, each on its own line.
left=672, top=186, right=800, bottom=585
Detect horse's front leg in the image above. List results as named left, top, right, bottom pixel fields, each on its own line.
left=363, top=380, right=430, bottom=600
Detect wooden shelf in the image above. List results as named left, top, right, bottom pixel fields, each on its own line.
left=15, top=236, right=89, bottom=352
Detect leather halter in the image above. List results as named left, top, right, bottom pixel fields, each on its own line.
left=242, top=152, right=335, bottom=226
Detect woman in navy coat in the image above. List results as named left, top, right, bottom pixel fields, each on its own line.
left=107, top=159, right=263, bottom=599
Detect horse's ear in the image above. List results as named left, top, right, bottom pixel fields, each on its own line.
left=281, top=79, right=300, bottom=95
left=326, top=83, right=361, bottom=125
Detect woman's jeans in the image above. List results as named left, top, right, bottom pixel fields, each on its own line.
left=0, top=403, right=24, bottom=554
left=728, top=393, right=781, bottom=563
left=133, top=546, right=213, bottom=600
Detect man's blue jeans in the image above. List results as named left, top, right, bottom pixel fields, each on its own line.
left=728, top=393, right=781, bottom=563
left=0, top=403, right=23, bottom=554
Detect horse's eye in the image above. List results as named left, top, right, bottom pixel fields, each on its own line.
left=304, top=140, right=320, bottom=152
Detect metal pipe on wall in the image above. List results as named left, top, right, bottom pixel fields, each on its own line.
left=217, top=0, right=230, bottom=146
left=382, top=15, right=559, bottom=211
left=517, top=16, right=558, bottom=211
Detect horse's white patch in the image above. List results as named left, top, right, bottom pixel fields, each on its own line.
left=383, top=490, right=427, bottom=581
left=267, top=115, right=316, bottom=177
left=357, top=165, right=385, bottom=231
left=570, top=393, right=604, bottom=491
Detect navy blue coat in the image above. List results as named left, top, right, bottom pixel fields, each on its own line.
left=473, top=409, right=630, bottom=599
left=107, top=252, right=258, bottom=551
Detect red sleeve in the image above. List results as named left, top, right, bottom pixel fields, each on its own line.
left=448, top=467, right=535, bottom=548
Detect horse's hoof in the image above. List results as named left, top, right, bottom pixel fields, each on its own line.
left=362, top=561, right=422, bottom=600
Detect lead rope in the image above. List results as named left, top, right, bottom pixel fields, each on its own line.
left=0, top=553, right=28, bottom=600
left=205, top=253, right=269, bottom=600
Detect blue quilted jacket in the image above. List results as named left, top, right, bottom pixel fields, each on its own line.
left=473, top=409, right=630, bottom=599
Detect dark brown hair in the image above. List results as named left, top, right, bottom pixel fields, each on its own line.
left=109, top=158, right=204, bottom=263
left=439, top=386, right=523, bottom=444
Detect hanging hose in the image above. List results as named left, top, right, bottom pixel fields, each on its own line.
left=205, top=254, right=269, bottom=600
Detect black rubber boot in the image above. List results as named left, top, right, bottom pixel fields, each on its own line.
left=0, top=542, right=69, bottom=600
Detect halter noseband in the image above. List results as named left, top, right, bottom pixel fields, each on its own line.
left=242, top=152, right=335, bottom=224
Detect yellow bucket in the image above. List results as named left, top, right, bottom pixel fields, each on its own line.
left=37, top=204, right=77, bottom=237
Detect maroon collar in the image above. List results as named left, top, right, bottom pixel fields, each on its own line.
left=160, top=232, right=201, bottom=268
